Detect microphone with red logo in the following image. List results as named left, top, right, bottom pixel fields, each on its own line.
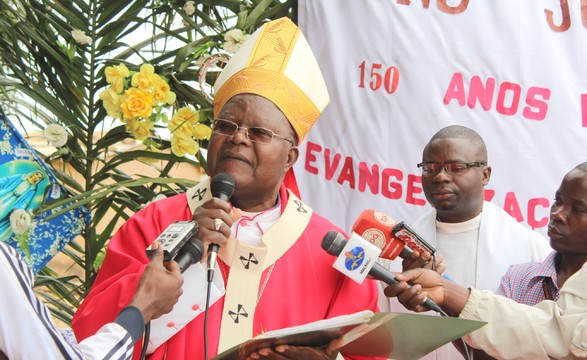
left=351, top=209, right=413, bottom=260
left=352, top=209, right=436, bottom=260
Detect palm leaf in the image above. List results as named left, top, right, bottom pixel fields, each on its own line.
left=0, top=0, right=296, bottom=326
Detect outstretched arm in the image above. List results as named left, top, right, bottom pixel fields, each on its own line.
left=383, top=267, right=587, bottom=359
left=76, top=241, right=184, bottom=359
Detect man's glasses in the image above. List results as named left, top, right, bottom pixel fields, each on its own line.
left=212, top=119, right=295, bottom=146
left=417, top=161, right=487, bottom=176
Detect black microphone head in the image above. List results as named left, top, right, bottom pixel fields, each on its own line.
left=211, top=173, right=235, bottom=201
left=176, top=239, right=205, bottom=273
left=321, top=230, right=348, bottom=256
left=185, top=238, right=205, bottom=262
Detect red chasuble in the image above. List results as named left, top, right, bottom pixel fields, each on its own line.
left=72, top=184, right=382, bottom=360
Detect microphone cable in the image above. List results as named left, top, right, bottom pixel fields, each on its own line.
left=430, top=255, right=471, bottom=360
left=139, top=322, right=150, bottom=360
left=435, top=307, right=471, bottom=360
left=203, top=260, right=216, bottom=360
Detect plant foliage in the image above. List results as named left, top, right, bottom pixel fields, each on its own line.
left=0, top=0, right=296, bottom=325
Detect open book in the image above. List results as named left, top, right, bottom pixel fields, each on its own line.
left=212, top=310, right=486, bottom=360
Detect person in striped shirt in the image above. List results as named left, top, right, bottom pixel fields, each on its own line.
left=496, top=162, right=587, bottom=305
left=0, top=240, right=183, bottom=359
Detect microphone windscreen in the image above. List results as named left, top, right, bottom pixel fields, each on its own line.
left=176, top=239, right=205, bottom=273
left=321, top=230, right=347, bottom=256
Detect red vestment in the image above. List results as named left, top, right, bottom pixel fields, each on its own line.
left=73, top=185, right=382, bottom=360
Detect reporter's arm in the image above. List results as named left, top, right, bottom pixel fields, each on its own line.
left=459, top=287, right=586, bottom=360
left=1, top=242, right=137, bottom=359
left=77, top=240, right=184, bottom=358
left=0, top=242, right=90, bottom=359
left=0, top=240, right=182, bottom=360
left=386, top=266, right=587, bottom=359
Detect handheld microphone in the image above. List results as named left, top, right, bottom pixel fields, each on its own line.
left=351, top=209, right=413, bottom=260
left=392, top=221, right=436, bottom=256
left=321, top=230, right=442, bottom=313
left=208, top=173, right=235, bottom=282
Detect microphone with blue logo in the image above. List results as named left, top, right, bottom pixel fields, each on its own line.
left=321, top=230, right=443, bottom=313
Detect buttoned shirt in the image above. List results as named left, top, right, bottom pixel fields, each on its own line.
left=497, top=250, right=560, bottom=305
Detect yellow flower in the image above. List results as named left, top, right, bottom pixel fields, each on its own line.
left=132, top=64, right=158, bottom=92
left=99, top=88, right=125, bottom=119
left=153, top=78, right=176, bottom=105
left=121, top=88, right=153, bottom=120
left=105, top=63, right=129, bottom=94
left=173, top=124, right=193, bottom=138
left=125, top=118, right=154, bottom=141
left=192, top=123, right=212, bottom=140
left=100, top=62, right=211, bottom=158
left=169, top=107, right=199, bottom=127
left=169, top=107, right=199, bottom=137
left=171, top=135, right=199, bottom=157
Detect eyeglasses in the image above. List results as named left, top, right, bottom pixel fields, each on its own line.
left=212, top=119, right=295, bottom=146
left=417, top=161, right=487, bottom=175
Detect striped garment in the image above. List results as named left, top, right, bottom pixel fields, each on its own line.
left=496, top=250, right=560, bottom=305
left=0, top=241, right=141, bottom=359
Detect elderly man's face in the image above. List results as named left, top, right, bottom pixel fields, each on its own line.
left=421, top=138, right=491, bottom=223
left=207, top=94, right=298, bottom=211
left=548, top=169, right=587, bottom=256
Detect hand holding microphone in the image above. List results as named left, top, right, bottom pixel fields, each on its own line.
left=321, top=230, right=443, bottom=313
left=146, top=220, right=204, bottom=273
left=189, top=173, right=235, bottom=269
left=134, top=240, right=185, bottom=322
left=382, top=267, right=468, bottom=317
left=206, top=173, right=235, bottom=282
left=352, top=210, right=444, bottom=273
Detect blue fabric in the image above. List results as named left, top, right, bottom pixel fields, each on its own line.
left=0, top=117, right=91, bottom=273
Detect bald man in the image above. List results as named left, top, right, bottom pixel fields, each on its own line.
left=378, top=125, right=551, bottom=359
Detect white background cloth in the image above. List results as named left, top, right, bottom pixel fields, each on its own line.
left=295, top=0, right=587, bottom=239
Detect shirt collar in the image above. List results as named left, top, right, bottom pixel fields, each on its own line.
left=231, top=195, right=282, bottom=246
left=531, top=250, right=559, bottom=280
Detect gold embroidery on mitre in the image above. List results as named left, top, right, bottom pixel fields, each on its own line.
left=214, top=18, right=320, bottom=144
left=214, top=68, right=319, bottom=144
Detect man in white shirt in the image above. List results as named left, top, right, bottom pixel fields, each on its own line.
left=378, top=125, right=551, bottom=359
left=0, top=240, right=183, bottom=360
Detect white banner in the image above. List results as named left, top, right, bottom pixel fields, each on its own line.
left=295, top=0, right=587, bottom=237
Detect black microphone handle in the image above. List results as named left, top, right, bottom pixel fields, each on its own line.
left=399, top=245, right=414, bottom=259
left=370, top=263, right=443, bottom=313
left=207, top=243, right=219, bottom=282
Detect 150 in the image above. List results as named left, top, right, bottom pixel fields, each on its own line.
left=358, top=61, right=400, bottom=94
